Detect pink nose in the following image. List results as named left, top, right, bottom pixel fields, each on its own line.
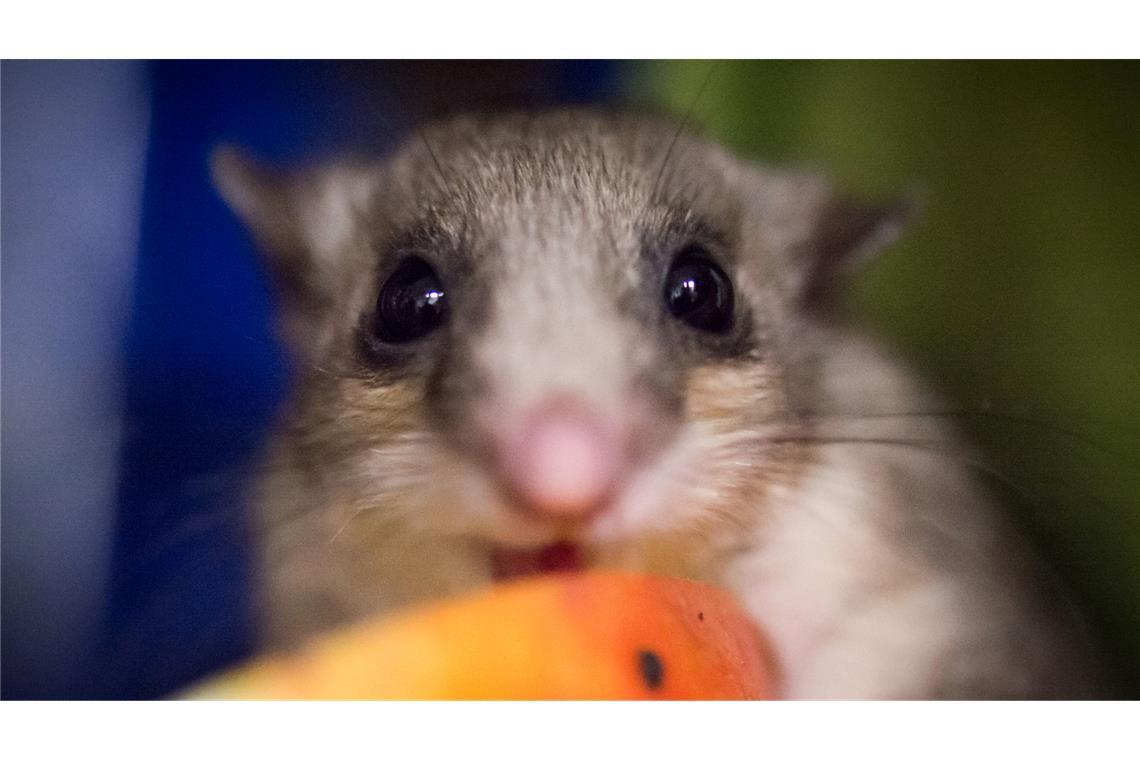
left=499, top=402, right=622, bottom=518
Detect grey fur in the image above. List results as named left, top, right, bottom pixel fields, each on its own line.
left=214, top=109, right=1109, bottom=698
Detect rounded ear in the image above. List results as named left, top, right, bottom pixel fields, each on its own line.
left=211, top=145, right=317, bottom=304
left=211, top=145, right=300, bottom=256
left=799, top=194, right=914, bottom=310
left=211, top=146, right=381, bottom=357
left=738, top=164, right=915, bottom=313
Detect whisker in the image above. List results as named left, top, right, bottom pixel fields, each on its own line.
left=763, top=433, right=1125, bottom=523
left=327, top=511, right=358, bottom=544
left=791, top=408, right=1136, bottom=469
left=417, top=126, right=454, bottom=198
left=360, top=98, right=454, bottom=199
left=649, top=61, right=719, bottom=204
left=117, top=505, right=244, bottom=572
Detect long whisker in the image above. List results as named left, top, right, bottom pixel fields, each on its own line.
left=327, top=512, right=358, bottom=544
left=363, top=97, right=454, bottom=198
left=116, top=505, right=244, bottom=572
left=417, top=126, right=454, bottom=197
left=769, top=434, right=1036, bottom=499
left=764, top=434, right=1125, bottom=522
left=649, top=61, right=719, bottom=203
left=789, top=409, right=1136, bottom=470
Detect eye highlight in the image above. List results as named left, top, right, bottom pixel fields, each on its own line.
left=373, top=257, right=448, bottom=343
left=663, top=248, right=735, bottom=333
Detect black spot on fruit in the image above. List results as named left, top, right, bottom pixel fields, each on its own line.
left=638, top=649, right=664, bottom=690
left=698, top=612, right=704, bottom=621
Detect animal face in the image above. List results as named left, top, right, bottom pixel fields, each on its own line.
left=215, top=109, right=902, bottom=584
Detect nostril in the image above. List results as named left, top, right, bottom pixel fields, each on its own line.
left=499, top=402, right=623, bottom=518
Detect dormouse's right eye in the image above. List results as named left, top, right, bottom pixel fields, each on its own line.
left=373, top=257, right=448, bottom=343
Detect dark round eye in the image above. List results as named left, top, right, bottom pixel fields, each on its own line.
left=373, top=257, right=448, bottom=343
left=663, top=250, right=734, bottom=333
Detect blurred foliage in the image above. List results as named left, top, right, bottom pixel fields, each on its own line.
left=634, top=61, right=1140, bottom=689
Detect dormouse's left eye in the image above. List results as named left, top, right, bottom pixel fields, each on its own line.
left=373, top=256, right=448, bottom=343
left=663, top=249, right=735, bottom=333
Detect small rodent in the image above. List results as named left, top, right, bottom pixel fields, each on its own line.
left=214, top=109, right=1109, bottom=698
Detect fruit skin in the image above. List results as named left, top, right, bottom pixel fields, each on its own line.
left=186, top=572, right=777, bottom=700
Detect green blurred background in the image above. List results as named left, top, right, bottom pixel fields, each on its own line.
left=635, top=61, right=1139, bottom=690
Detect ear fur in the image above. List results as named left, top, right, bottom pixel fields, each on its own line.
left=211, top=146, right=379, bottom=357
left=740, top=165, right=913, bottom=313
left=800, top=194, right=912, bottom=310
left=212, top=147, right=292, bottom=247
left=211, top=146, right=312, bottom=301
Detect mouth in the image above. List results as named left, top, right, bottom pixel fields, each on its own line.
left=490, top=540, right=585, bottom=582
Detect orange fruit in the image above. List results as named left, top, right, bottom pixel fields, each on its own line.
left=186, top=572, right=776, bottom=700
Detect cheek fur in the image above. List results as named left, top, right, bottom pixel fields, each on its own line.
left=353, top=436, right=565, bottom=546
left=592, top=361, right=806, bottom=543
left=320, top=359, right=806, bottom=552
